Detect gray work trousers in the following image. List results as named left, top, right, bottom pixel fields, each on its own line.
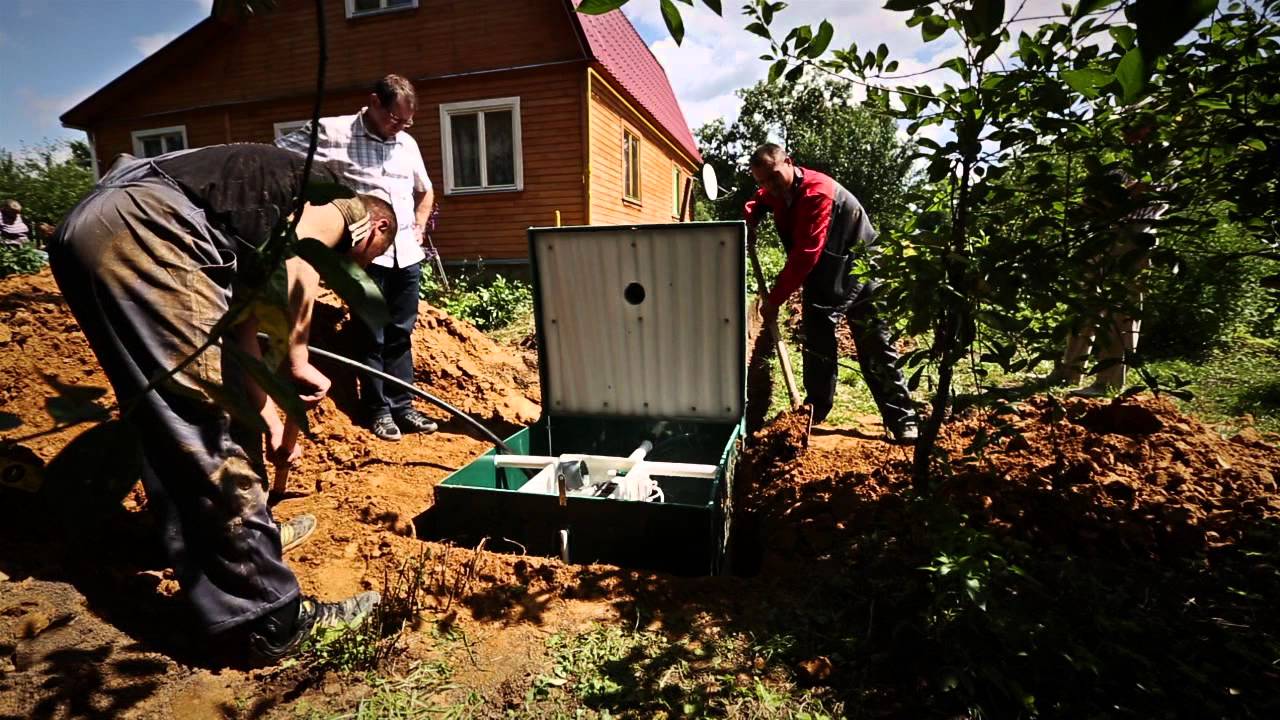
left=802, top=281, right=916, bottom=431
left=47, top=158, right=300, bottom=634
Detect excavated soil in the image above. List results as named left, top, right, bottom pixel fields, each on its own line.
left=2, top=268, right=1279, bottom=717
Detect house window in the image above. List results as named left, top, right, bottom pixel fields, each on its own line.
left=346, top=0, right=416, bottom=18
left=131, top=126, right=187, bottom=158
left=623, top=129, right=641, bottom=203
left=273, top=120, right=308, bottom=140
left=439, top=97, right=523, bottom=194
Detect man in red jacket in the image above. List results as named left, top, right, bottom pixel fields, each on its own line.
left=745, top=143, right=918, bottom=442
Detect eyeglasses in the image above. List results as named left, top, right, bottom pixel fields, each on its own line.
left=386, top=110, right=414, bottom=129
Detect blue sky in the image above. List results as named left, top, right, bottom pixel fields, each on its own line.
left=0, top=0, right=1080, bottom=155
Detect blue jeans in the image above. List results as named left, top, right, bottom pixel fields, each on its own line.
left=356, top=261, right=422, bottom=420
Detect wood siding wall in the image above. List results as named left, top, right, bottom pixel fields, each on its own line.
left=586, top=72, right=697, bottom=226
left=91, top=62, right=585, bottom=260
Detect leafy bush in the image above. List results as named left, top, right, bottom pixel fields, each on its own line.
left=419, top=263, right=533, bottom=332
left=0, top=140, right=95, bottom=231
left=0, top=244, right=48, bottom=279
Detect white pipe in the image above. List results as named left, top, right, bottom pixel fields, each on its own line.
left=493, top=454, right=718, bottom=479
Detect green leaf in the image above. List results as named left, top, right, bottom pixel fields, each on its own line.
left=576, top=0, right=627, bottom=14
left=805, top=20, right=834, bottom=58
left=223, top=342, right=310, bottom=433
left=1062, top=67, right=1112, bottom=96
left=1109, top=25, right=1136, bottom=49
left=884, top=0, right=926, bottom=10
left=1114, top=46, right=1147, bottom=103
left=660, top=0, right=686, bottom=45
left=745, top=21, right=771, bottom=39
left=293, top=238, right=390, bottom=332
left=922, top=14, right=949, bottom=42
left=785, top=63, right=805, bottom=82
left=876, top=42, right=889, bottom=64
left=942, top=57, right=969, bottom=78
left=968, top=0, right=1005, bottom=39
left=1242, top=138, right=1268, bottom=151
left=700, top=0, right=722, bottom=13
left=302, top=181, right=356, bottom=206
left=1072, top=0, right=1117, bottom=20
left=42, top=420, right=143, bottom=532
left=767, top=58, right=788, bottom=83
left=1132, top=0, right=1216, bottom=58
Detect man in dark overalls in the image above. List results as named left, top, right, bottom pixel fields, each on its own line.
left=48, top=144, right=397, bottom=662
left=744, top=143, right=918, bottom=442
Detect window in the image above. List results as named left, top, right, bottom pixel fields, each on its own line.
left=623, top=129, right=641, bottom=203
left=346, top=0, right=416, bottom=18
left=439, top=97, right=523, bottom=194
left=672, top=166, right=683, bottom=218
left=131, top=126, right=187, bottom=158
left=273, top=120, right=308, bottom=140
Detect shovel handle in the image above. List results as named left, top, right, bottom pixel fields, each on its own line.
left=747, top=242, right=805, bottom=410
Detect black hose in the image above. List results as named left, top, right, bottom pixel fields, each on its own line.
left=305, top=344, right=517, bottom=454
left=253, top=332, right=517, bottom=454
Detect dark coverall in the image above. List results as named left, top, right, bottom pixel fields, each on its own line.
left=745, top=166, right=917, bottom=431
left=48, top=145, right=343, bottom=635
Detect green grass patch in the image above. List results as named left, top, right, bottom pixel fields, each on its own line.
left=1145, top=336, right=1280, bottom=434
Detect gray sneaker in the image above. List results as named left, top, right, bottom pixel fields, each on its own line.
left=279, top=514, right=316, bottom=554
left=370, top=414, right=402, bottom=442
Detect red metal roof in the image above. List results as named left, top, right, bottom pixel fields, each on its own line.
left=571, top=1, right=703, bottom=165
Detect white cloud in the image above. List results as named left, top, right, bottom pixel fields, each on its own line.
left=132, top=31, right=179, bottom=57
left=193, top=0, right=215, bottom=11
left=625, top=0, right=1079, bottom=134
left=15, top=86, right=95, bottom=140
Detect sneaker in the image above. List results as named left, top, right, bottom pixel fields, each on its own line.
left=248, top=591, right=381, bottom=663
left=394, top=408, right=438, bottom=435
left=891, top=422, right=920, bottom=444
left=1068, top=384, right=1113, bottom=399
left=279, top=514, right=316, bottom=554
left=370, top=414, right=402, bottom=442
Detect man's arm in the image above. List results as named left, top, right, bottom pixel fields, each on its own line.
left=766, top=192, right=833, bottom=307
left=410, top=142, right=434, bottom=243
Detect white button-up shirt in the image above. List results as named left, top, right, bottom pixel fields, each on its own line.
left=276, top=110, right=431, bottom=269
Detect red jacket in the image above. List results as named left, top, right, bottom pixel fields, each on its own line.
left=744, top=167, right=878, bottom=307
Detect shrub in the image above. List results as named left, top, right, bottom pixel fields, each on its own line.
left=0, top=244, right=48, bottom=279
left=419, top=263, right=533, bottom=332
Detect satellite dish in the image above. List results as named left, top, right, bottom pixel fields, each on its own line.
left=701, top=163, right=721, bottom=201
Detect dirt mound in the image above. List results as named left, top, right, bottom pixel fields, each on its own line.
left=738, top=396, right=1279, bottom=572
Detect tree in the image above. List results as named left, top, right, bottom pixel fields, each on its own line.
left=0, top=141, right=96, bottom=231
left=696, top=75, right=917, bottom=233
left=584, top=0, right=1278, bottom=487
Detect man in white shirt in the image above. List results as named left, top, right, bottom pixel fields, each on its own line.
left=1, top=199, right=31, bottom=247
left=277, top=74, right=437, bottom=441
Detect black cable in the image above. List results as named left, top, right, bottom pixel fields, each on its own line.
left=304, top=344, right=517, bottom=454
left=254, top=332, right=516, bottom=454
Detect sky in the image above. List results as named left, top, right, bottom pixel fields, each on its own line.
left=0, top=0, right=1089, bottom=155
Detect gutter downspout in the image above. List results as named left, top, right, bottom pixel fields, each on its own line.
left=585, top=71, right=593, bottom=225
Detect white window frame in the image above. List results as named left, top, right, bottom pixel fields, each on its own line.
left=672, top=165, right=682, bottom=218
left=622, top=127, right=642, bottom=204
left=345, top=0, right=418, bottom=19
left=130, top=125, right=188, bottom=158
left=439, top=97, right=524, bottom=196
left=273, top=120, right=308, bottom=140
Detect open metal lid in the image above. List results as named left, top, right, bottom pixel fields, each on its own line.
left=529, top=222, right=747, bottom=423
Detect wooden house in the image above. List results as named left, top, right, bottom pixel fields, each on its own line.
left=60, top=0, right=703, bottom=261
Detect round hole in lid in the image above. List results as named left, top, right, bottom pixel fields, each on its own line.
left=624, top=282, right=646, bottom=305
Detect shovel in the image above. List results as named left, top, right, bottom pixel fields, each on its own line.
left=747, top=240, right=813, bottom=446
left=270, top=422, right=300, bottom=501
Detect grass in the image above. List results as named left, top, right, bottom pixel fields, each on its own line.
left=1145, top=336, right=1280, bottom=434
left=522, top=622, right=843, bottom=718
